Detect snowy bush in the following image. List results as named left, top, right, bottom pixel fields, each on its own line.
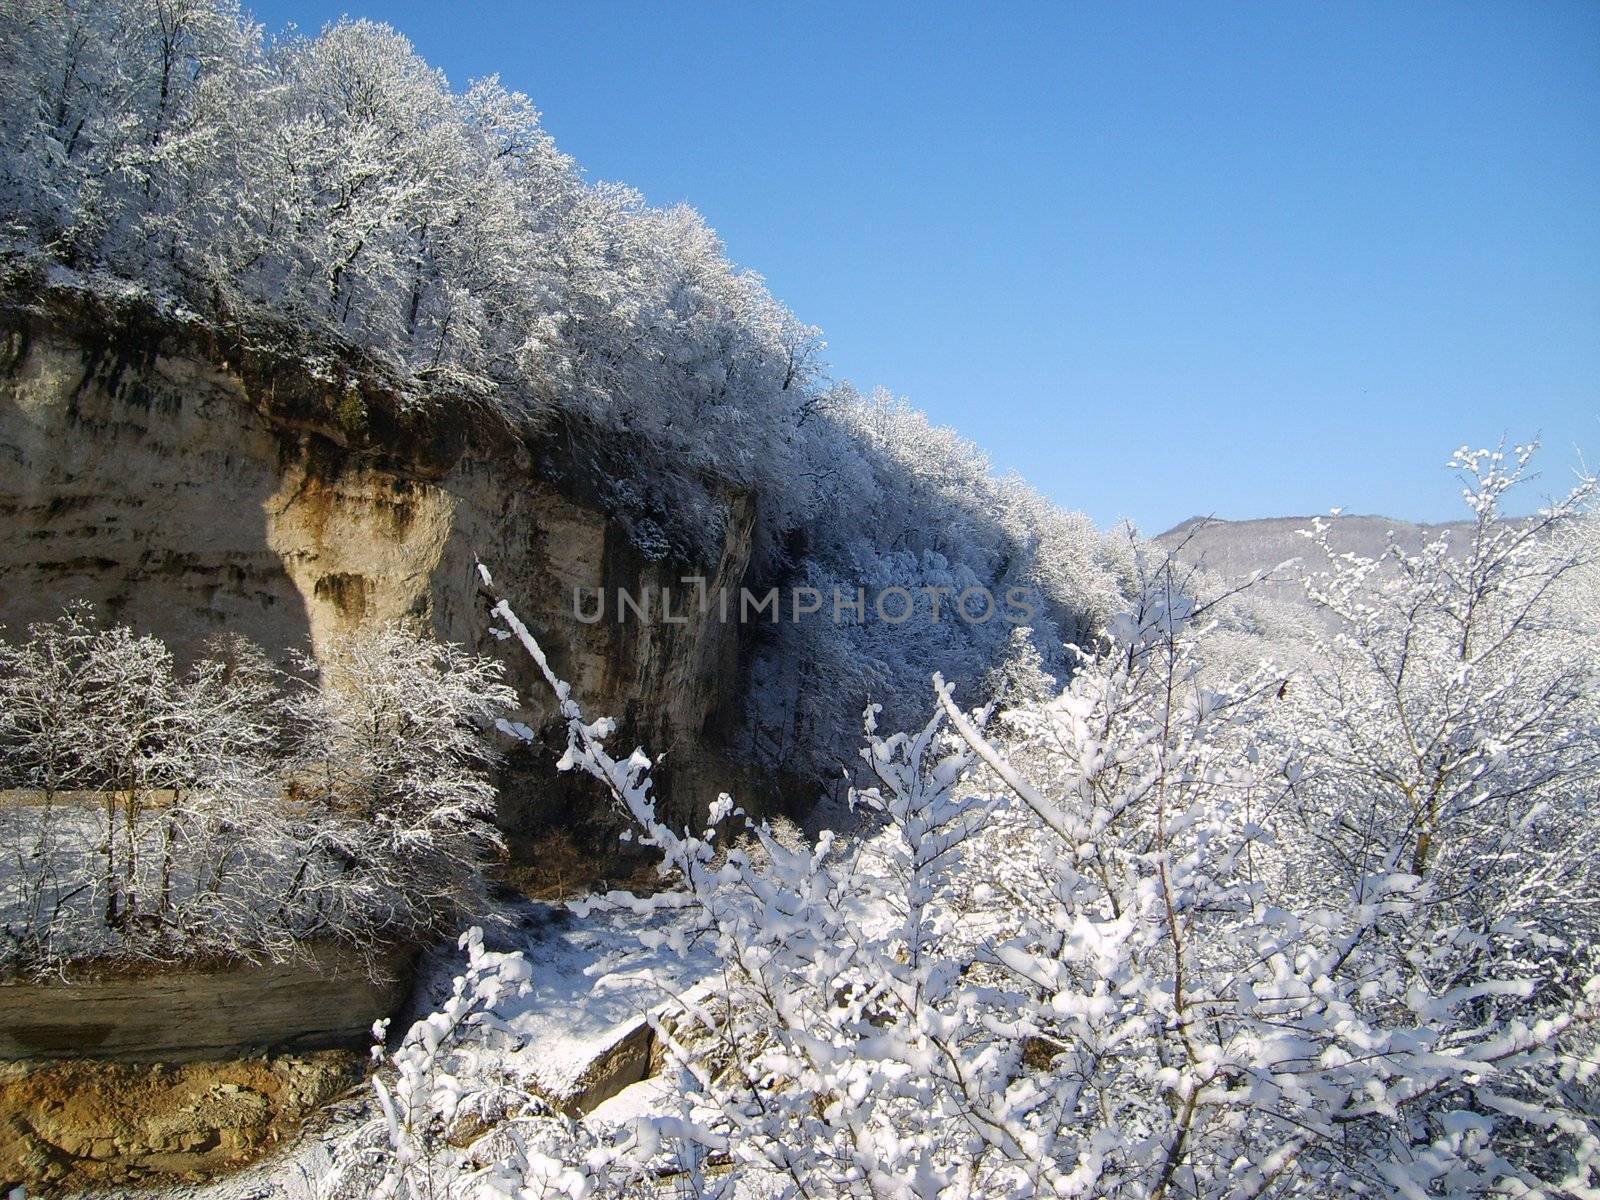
left=402, top=451, right=1599, bottom=1197
left=0, top=607, right=514, bottom=976
left=320, top=927, right=599, bottom=1200
left=280, top=624, right=518, bottom=951
left=1278, top=445, right=1600, bottom=949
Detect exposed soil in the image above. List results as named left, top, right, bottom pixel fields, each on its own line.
left=0, top=1051, right=364, bottom=1196
left=489, top=831, right=667, bottom=901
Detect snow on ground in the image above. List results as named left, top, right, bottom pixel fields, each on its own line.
left=132, top=1132, right=338, bottom=1200
left=411, top=896, right=716, bottom=1108
left=122, top=895, right=711, bottom=1199
left=582, top=1075, right=678, bottom=1129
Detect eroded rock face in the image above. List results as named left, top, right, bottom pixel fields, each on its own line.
left=0, top=1050, right=361, bottom=1192
left=0, top=278, right=768, bottom=865
left=538, top=1018, right=658, bottom=1117
left=0, top=941, right=416, bottom=1061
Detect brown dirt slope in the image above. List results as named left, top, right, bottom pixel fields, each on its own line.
left=0, top=1051, right=362, bottom=1195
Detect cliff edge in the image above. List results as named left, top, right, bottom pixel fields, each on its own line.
left=0, top=263, right=787, bottom=870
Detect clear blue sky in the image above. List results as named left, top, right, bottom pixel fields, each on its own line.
left=248, top=0, right=1598, bottom=533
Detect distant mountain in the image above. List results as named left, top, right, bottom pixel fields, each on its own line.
left=1154, top=514, right=1479, bottom=591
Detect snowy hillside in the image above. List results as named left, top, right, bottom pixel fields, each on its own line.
left=0, top=1, right=1129, bottom=789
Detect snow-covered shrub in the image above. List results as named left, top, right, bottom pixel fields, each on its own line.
left=0, top=603, right=288, bottom=971
left=0, top=608, right=514, bottom=975
left=1277, top=445, right=1600, bottom=943
left=319, top=927, right=609, bottom=1200
left=280, top=624, right=518, bottom=950
left=1257, top=444, right=1600, bottom=1188
left=446, top=477, right=1598, bottom=1197
left=937, top=535, right=1598, bottom=1196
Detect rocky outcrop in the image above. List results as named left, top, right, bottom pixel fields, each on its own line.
left=0, top=269, right=782, bottom=864
left=0, top=1050, right=361, bottom=1192
left=544, top=1018, right=658, bottom=1116
left=0, top=943, right=414, bottom=1061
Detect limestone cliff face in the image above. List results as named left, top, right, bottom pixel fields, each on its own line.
left=0, top=942, right=414, bottom=1060
left=0, top=276, right=771, bottom=863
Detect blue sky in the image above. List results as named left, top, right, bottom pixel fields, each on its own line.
left=249, top=1, right=1598, bottom=533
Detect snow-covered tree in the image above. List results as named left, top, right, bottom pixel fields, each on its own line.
left=0, top=605, right=283, bottom=955
left=282, top=622, right=518, bottom=947
left=0, top=608, right=515, bottom=976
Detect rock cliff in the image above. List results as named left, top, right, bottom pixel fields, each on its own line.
left=0, top=268, right=784, bottom=868
left=0, top=943, right=414, bottom=1061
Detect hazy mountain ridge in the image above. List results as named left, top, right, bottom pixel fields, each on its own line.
left=1155, top=513, right=1480, bottom=585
